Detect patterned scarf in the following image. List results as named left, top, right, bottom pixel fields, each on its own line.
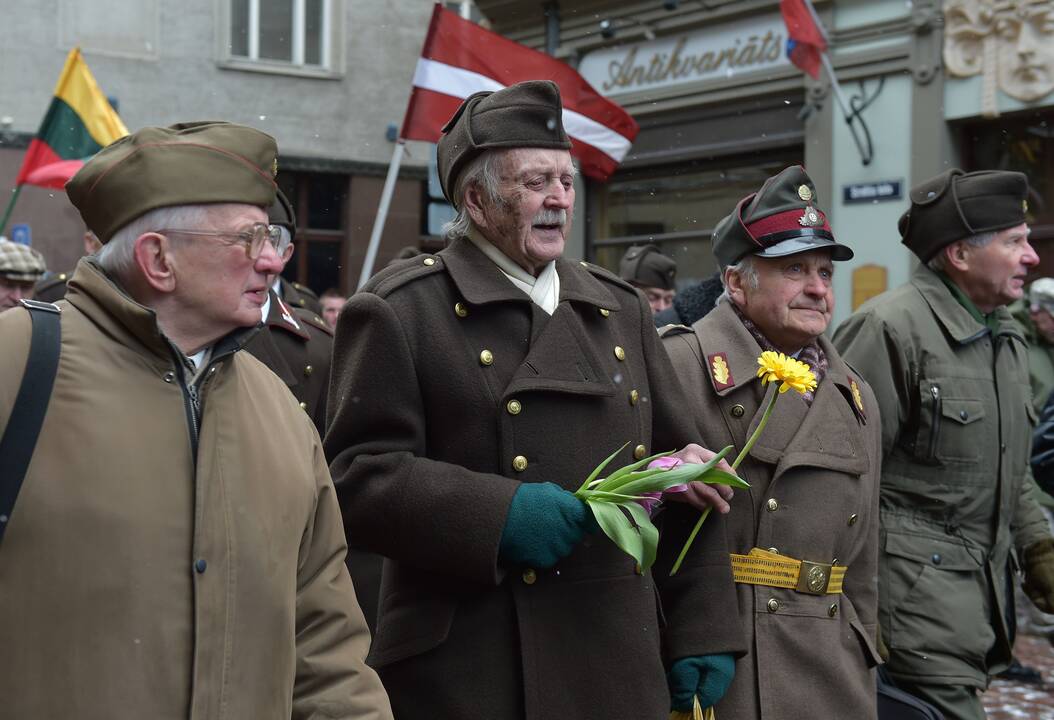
left=729, top=301, right=827, bottom=404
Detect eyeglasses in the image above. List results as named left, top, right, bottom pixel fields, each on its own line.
left=158, top=223, right=291, bottom=260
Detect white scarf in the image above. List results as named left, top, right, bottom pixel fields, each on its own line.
left=468, top=230, right=560, bottom=315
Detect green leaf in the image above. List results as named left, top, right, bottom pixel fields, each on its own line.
left=576, top=441, right=630, bottom=494
left=588, top=500, right=644, bottom=567
left=698, top=468, right=751, bottom=490
left=614, top=446, right=740, bottom=496
left=594, top=449, right=675, bottom=492
left=578, top=490, right=650, bottom=503
left=624, top=502, right=660, bottom=572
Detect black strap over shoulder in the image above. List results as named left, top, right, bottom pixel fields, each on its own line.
left=0, top=299, right=62, bottom=545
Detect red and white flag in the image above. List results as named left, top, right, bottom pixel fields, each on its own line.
left=401, top=4, right=639, bottom=182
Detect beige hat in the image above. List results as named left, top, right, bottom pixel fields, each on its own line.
left=0, top=239, right=47, bottom=282
left=1030, top=278, right=1054, bottom=312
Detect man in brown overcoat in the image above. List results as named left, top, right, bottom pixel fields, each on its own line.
left=662, top=166, right=882, bottom=719
left=325, top=80, right=746, bottom=719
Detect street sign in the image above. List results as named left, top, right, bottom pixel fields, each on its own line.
left=842, top=181, right=902, bottom=205
left=10, top=223, right=31, bottom=245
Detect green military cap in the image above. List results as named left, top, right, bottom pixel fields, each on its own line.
left=712, top=165, right=853, bottom=268
left=437, top=80, right=571, bottom=205
left=66, top=121, right=278, bottom=244
left=269, top=187, right=297, bottom=241
left=899, top=169, right=1029, bottom=262
left=619, top=245, right=677, bottom=290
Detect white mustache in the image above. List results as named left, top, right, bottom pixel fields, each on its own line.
left=532, top=209, right=567, bottom=226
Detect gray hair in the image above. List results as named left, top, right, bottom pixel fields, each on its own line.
left=926, top=232, right=995, bottom=272
left=96, top=205, right=209, bottom=283
left=442, top=150, right=507, bottom=241
left=718, top=255, right=759, bottom=303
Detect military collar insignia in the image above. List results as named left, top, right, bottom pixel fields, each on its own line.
left=708, top=352, right=734, bottom=391
left=798, top=206, right=823, bottom=227
left=849, top=377, right=866, bottom=418
left=272, top=157, right=279, bottom=177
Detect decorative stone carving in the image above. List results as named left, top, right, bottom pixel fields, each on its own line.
left=944, top=0, right=1054, bottom=116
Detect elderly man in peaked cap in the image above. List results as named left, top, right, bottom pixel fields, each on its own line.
left=833, top=169, right=1054, bottom=720
left=619, top=244, right=678, bottom=315
left=0, top=238, right=47, bottom=311
left=662, top=166, right=882, bottom=719
left=324, top=80, right=745, bottom=719
left=0, top=121, right=391, bottom=719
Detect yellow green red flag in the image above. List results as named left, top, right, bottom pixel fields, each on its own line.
left=14, top=47, right=129, bottom=189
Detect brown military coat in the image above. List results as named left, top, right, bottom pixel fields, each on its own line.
left=32, top=270, right=71, bottom=302
left=663, top=301, right=882, bottom=720
left=0, top=259, right=391, bottom=719
left=325, top=236, right=745, bottom=720
left=280, top=276, right=324, bottom=315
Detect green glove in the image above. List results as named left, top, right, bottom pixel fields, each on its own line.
left=1023, top=537, right=1054, bottom=614
left=498, top=482, right=599, bottom=569
left=667, top=654, right=736, bottom=712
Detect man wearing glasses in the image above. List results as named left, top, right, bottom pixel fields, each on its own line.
left=0, top=121, right=391, bottom=719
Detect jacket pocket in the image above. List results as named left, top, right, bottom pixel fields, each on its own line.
left=913, top=379, right=987, bottom=466
left=367, top=590, right=457, bottom=668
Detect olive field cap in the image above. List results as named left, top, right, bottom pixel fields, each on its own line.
left=66, top=121, right=278, bottom=243
left=437, top=80, right=572, bottom=205
left=619, top=245, right=677, bottom=290
left=898, top=169, right=1029, bottom=262
left=268, top=187, right=297, bottom=241
left=712, top=165, right=853, bottom=268
left=0, top=239, right=47, bottom=282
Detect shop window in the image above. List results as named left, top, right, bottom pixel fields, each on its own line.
left=278, top=171, right=349, bottom=295
left=225, top=0, right=336, bottom=74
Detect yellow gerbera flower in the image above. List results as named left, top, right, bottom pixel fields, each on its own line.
left=756, top=350, right=817, bottom=395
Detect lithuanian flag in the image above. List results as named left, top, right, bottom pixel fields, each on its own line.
left=14, top=48, right=128, bottom=189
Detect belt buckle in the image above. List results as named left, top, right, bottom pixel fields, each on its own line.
left=796, top=560, right=832, bottom=595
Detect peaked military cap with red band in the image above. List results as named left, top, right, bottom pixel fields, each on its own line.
left=712, top=165, right=853, bottom=268
left=437, top=80, right=572, bottom=206
left=898, top=168, right=1029, bottom=262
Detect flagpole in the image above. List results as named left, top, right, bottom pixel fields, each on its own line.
left=357, top=140, right=406, bottom=290
left=0, top=185, right=24, bottom=237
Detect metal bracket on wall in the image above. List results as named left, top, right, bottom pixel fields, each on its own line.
left=910, top=1, right=943, bottom=86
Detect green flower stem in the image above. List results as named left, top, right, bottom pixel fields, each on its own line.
left=669, top=388, right=780, bottom=576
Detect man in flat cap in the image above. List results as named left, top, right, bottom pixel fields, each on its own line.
left=619, top=244, right=678, bottom=315
left=833, top=169, right=1054, bottom=719
left=1012, top=278, right=1054, bottom=415
left=0, top=121, right=391, bottom=719
left=325, top=79, right=745, bottom=719
left=0, top=237, right=47, bottom=311
left=662, top=166, right=882, bottom=720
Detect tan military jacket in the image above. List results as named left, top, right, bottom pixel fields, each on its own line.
left=833, top=264, right=1052, bottom=688
left=0, top=259, right=391, bottom=720
left=663, top=301, right=881, bottom=720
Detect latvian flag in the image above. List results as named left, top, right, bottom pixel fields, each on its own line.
left=15, top=48, right=129, bottom=189
left=401, top=4, right=639, bottom=182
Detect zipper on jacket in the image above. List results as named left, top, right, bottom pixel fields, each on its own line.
left=928, top=384, right=941, bottom=460
left=177, top=368, right=201, bottom=458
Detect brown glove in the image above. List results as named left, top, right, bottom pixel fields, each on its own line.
left=1023, top=537, right=1054, bottom=614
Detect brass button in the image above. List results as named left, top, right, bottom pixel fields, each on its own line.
left=599, top=308, right=610, bottom=317
left=507, top=399, right=522, bottom=415
left=423, top=257, right=436, bottom=266
left=162, top=371, right=175, bottom=383
left=299, top=401, right=309, bottom=411
left=828, top=603, right=838, bottom=617
left=455, top=302, right=468, bottom=317
left=304, top=364, right=314, bottom=376
left=848, top=513, right=858, bottom=526
left=767, top=598, right=779, bottom=613
left=58, top=273, right=67, bottom=280
left=766, top=498, right=778, bottom=512
left=614, top=346, right=626, bottom=361
left=208, top=366, right=218, bottom=375
left=513, top=455, right=528, bottom=472
left=522, top=568, right=537, bottom=584
left=768, top=547, right=779, bottom=554
left=629, top=389, right=640, bottom=405
left=480, top=349, right=494, bottom=366
left=634, top=444, right=646, bottom=460
left=730, top=404, right=745, bottom=418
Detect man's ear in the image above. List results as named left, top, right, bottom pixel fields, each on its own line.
left=463, top=184, right=489, bottom=228
left=134, top=233, right=177, bottom=293
left=723, top=266, right=746, bottom=306
left=944, top=241, right=970, bottom=273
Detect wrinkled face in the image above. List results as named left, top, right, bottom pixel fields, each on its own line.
left=995, top=3, right=1054, bottom=101
left=727, top=249, right=835, bottom=353
left=0, top=276, right=35, bottom=311
left=1031, top=306, right=1054, bottom=344
left=470, top=148, right=575, bottom=275
left=957, top=223, right=1038, bottom=312
left=640, top=285, right=676, bottom=314
left=321, top=295, right=344, bottom=329
left=167, top=203, right=281, bottom=340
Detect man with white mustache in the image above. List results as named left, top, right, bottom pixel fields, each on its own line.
left=324, top=80, right=746, bottom=719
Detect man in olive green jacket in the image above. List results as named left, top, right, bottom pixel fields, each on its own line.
left=1011, top=278, right=1054, bottom=416
left=833, top=169, right=1054, bottom=720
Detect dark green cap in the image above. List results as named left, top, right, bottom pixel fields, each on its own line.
left=437, top=80, right=571, bottom=205
left=268, top=187, right=297, bottom=241
left=899, top=169, right=1029, bottom=261
left=66, top=121, right=278, bottom=244
left=619, top=245, right=677, bottom=290
left=712, top=165, right=853, bottom=268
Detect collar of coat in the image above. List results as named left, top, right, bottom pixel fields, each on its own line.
left=263, top=289, right=311, bottom=341
left=911, top=264, right=1024, bottom=345
left=440, top=235, right=618, bottom=311
left=65, top=258, right=259, bottom=365
left=691, top=300, right=870, bottom=475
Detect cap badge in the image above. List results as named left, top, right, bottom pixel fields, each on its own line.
left=1024, top=199, right=1029, bottom=213
left=272, top=158, right=279, bottom=177
left=708, top=352, right=734, bottom=390
left=798, top=206, right=823, bottom=227
left=797, top=184, right=813, bottom=202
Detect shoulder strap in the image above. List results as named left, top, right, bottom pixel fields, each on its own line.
left=0, top=299, right=62, bottom=545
